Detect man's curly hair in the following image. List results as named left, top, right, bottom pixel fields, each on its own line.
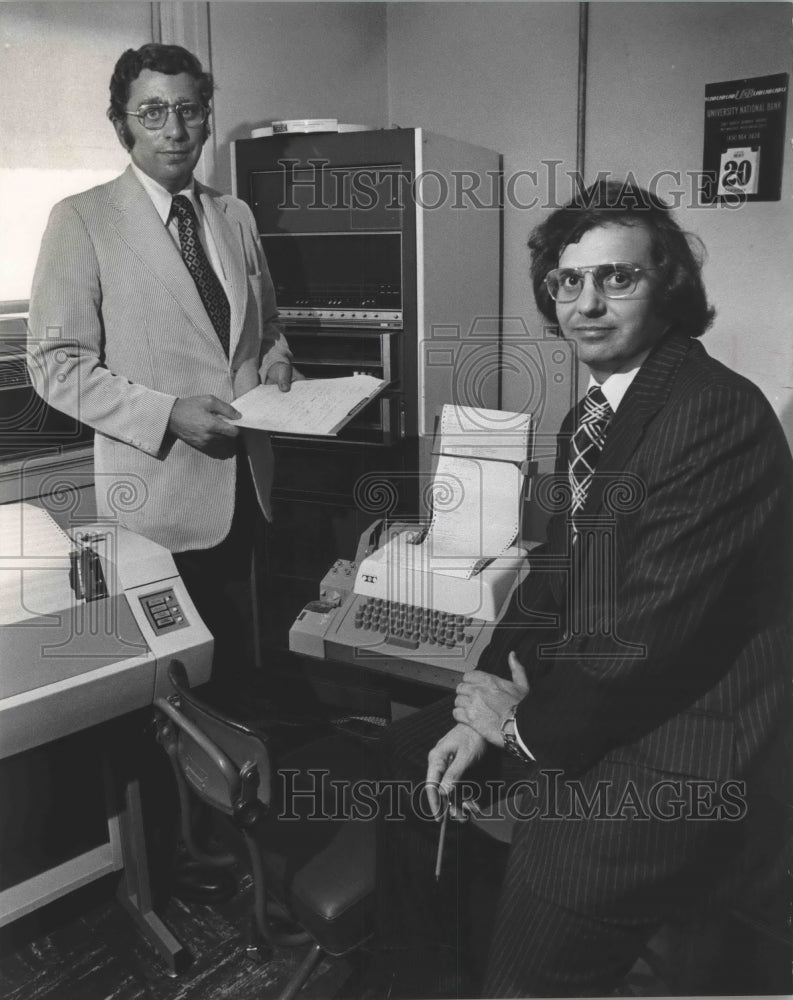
left=529, top=180, right=715, bottom=339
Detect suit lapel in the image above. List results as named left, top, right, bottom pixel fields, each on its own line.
left=109, top=167, right=227, bottom=357
left=198, top=185, right=247, bottom=358
left=585, top=333, right=692, bottom=516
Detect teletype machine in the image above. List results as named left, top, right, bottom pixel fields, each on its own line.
left=0, top=502, right=212, bottom=971
left=290, top=405, right=535, bottom=690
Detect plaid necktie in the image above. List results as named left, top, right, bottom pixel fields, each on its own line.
left=170, top=195, right=230, bottom=355
left=568, top=385, right=613, bottom=531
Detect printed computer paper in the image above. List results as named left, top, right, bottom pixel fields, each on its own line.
left=0, top=503, right=73, bottom=625
left=232, top=374, right=385, bottom=436
left=416, top=404, right=532, bottom=580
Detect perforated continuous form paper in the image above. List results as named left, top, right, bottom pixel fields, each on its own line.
left=0, top=502, right=73, bottom=625
left=232, top=374, right=385, bottom=436
left=420, top=405, right=533, bottom=580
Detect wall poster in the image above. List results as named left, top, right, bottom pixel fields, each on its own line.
left=702, top=72, right=788, bottom=202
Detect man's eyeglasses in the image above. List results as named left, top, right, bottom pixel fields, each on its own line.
left=544, top=263, right=657, bottom=303
left=124, top=102, right=208, bottom=131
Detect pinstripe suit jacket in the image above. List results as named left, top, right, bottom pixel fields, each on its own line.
left=490, top=332, right=793, bottom=916
left=28, top=166, right=291, bottom=551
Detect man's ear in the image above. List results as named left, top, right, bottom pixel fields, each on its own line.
left=110, top=115, right=133, bottom=152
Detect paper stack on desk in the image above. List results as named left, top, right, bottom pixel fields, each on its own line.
left=233, top=374, right=385, bottom=436
left=0, top=502, right=73, bottom=625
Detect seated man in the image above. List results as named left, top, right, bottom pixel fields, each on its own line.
left=372, top=180, right=793, bottom=998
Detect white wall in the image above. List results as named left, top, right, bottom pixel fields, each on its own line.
left=0, top=2, right=152, bottom=300
left=585, top=2, right=793, bottom=442
left=385, top=1, right=793, bottom=449
left=208, top=2, right=389, bottom=194
left=3, top=1, right=791, bottom=448
left=0, top=1, right=389, bottom=297
left=386, top=1, right=582, bottom=442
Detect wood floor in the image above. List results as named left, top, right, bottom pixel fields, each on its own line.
left=0, top=683, right=386, bottom=1000
left=3, top=837, right=791, bottom=1000
left=0, top=870, right=365, bottom=1000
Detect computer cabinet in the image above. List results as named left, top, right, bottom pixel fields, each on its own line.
left=232, top=129, right=502, bottom=678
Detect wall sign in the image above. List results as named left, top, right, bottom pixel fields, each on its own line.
left=702, top=73, right=788, bottom=202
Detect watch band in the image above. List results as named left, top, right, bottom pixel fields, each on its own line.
left=500, top=702, right=533, bottom=764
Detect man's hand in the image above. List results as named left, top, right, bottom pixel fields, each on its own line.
left=264, top=360, right=303, bottom=392
left=426, top=724, right=487, bottom=820
left=453, top=651, right=531, bottom=746
left=168, top=395, right=240, bottom=457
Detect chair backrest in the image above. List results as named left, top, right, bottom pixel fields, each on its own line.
left=155, top=660, right=272, bottom=820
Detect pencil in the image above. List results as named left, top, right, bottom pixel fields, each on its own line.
left=434, top=805, right=449, bottom=881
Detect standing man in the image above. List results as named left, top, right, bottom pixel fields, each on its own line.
left=28, top=43, right=294, bottom=711
left=376, top=181, right=792, bottom=997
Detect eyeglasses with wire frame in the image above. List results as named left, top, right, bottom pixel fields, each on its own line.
left=545, top=263, right=657, bottom=302
left=124, top=102, right=208, bottom=131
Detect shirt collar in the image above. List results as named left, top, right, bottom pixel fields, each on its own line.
left=587, top=350, right=651, bottom=412
left=130, top=162, right=199, bottom=224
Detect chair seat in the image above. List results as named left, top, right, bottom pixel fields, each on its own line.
left=257, top=734, right=376, bottom=956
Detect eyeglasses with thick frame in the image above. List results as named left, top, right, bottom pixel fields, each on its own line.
left=124, top=102, right=208, bottom=131
left=544, top=263, right=658, bottom=303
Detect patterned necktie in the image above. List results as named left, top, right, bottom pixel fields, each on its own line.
left=170, top=195, right=230, bottom=355
left=568, top=385, right=613, bottom=531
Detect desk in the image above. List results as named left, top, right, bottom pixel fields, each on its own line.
left=0, top=513, right=212, bottom=972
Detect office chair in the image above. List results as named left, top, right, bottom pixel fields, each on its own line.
left=153, top=660, right=376, bottom=1000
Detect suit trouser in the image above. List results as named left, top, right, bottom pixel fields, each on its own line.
left=374, top=696, right=498, bottom=998
left=375, top=698, right=664, bottom=999
left=172, top=450, right=264, bottom=712
left=484, top=879, right=660, bottom=998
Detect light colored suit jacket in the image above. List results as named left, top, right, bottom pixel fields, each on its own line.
left=28, top=166, right=291, bottom=552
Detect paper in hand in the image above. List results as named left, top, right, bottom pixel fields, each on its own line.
left=233, top=374, right=385, bottom=436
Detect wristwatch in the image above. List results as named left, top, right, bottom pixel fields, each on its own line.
left=500, top=703, right=533, bottom=764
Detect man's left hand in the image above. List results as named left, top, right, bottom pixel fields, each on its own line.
left=453, top=651, right=530, bottom=746
left=264, top=361, right=305, bottom=392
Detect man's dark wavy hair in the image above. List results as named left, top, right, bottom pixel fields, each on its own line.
left=107, top=43, right=214, bottom=143
left=529, top=180, right=715, bottom=339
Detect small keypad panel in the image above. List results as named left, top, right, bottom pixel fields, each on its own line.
left=140, top=588, right=189, bottom=634
left=352, top=596, right=481, bottom=654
